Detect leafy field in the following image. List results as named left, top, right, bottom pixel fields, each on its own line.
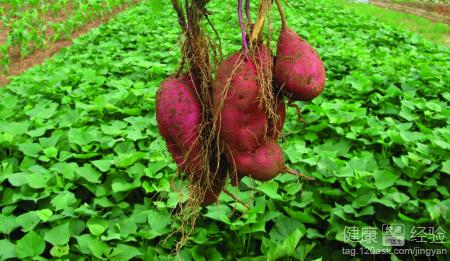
left=0, top=0, right=139, bottom=73
left=0, top=0, right=449, bottom=260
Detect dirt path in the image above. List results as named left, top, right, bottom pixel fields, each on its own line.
left=0, top=1, right=140, bottom=87
left=372, top=0, right=450, bottom=24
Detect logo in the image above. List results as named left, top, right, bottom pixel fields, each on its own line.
left=382, top=224, right=405, bottom=247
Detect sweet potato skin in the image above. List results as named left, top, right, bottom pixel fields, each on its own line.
left=157, top=76, right=227, bottom=206
left=274, top=28, right=326, bottom=101
left=214, top=51, right=267, bottom=153
left=156, top=76, right=202, bottom=174
left=233, top=139, right=285, bottom=181
left=214, top=50, right=288, bottom=184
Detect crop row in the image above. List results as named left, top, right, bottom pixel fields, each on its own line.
left=0, top=0, right=140, bottom=73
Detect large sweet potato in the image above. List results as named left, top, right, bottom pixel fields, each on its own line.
left=156, top=76, right=202, bottom=174
left=214, top=51, right=267, bottom=153
left=214, top=50, right=287, bottom=184
left=274, top=28, right=326, bottom=101
left=156, top=75, right=223, bottom=205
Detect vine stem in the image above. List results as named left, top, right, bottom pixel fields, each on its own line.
left=283, top=168, right=315, bottom=181
left=245, top=0, right=251, bottom=22
left=185, top=0, right=189, bottom=29
left=238, top=0, right=248, bottom=53
left=223, top=188, right=249, bottom=209
left=274, top=0, right=287, bottom=29
left=287, top=99, right=307, bottom=125
left=171, top=0, right=186, bottom=31
left=250, top=0, right=271, bottom=42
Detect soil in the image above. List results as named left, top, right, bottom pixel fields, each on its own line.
left=0, top=1, right=140, bottom=87
left=372, top=0, right=450, bottom=24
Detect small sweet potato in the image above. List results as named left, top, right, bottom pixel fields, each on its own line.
left=233, top=138, right=285, bottom=182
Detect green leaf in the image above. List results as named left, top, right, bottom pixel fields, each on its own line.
left=149, top=0, right=164, bottom=14
left=114, top=152, right=145, bottom=168
left=51, top=191, right=77, bottom=210
left=16, top=231, right=46, bottom=259
left=112, top=177, right=139, bottom=193
left=87, top=217, right=109, bottom=236
left=25, top=100, right=58, bottom=119
left=442, top=160, right=450, bottom=174
left=0, top=121, right=28, bottom=135
left=110, top=244, right=142, bottom=261
left=50, top=245, right=70, bottom=257
left=424, top=201, right=442, bottom=220
left=205, top=205, right=232, bottom=224
left=35, top=209, right=53, bottom=221
left=270, top=216, right=306, bottom=243
left=26, top=173, right=50, bottom=189
left=147, top=210, right=171, bottom=232
left=0, top=239, right=16, bottom=260
left=257, top=181, right=281, bottom=199
left=75, top=164, right=102, bottom=183
left=16, top=212, right=40, bottom=232
left=68, top=127, right=98, bottom=146
left=425, top=101, right=441, bottom=112
left=18, top=143, right=42, bottom=157
left=92, top=160, right=112, bottom=172
left=372, top=170, right=398, bottom=190
left=0, top=214, right=18, bottom=234
left=76, top=234, right=109, bottom=259
left=45, top=222, right=71, bottom=245
left=43, top=147, right=58, bottom=158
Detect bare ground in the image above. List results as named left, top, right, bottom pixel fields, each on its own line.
left=372, top=0, right=450, bottom=24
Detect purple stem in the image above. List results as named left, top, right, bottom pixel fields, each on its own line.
left=245, top=0, right=251, bottom=22
left=185, top=0, right=189, bottom=29
left=238, top=0, right=248, bottom=53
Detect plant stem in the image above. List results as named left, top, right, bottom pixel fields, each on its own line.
left=171, top=0, right=186, bottom=31
left=284, top=168, right=315, bottom=180
left=245, top=0, right=251, bottom=22
left=250, top=0, right=271, bottom=42
left=223, top=188, right=249, bottom=208
left=238, top=0, right=248, bottom=53
left=275, top=0, right=287, bottom=29
left=185, top=0, right=189, bottom=29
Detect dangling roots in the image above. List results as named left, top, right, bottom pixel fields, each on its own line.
left=250, top=0, right=281, bottom=138
left=168, top=0, right=229, bottom=253
left=166, top=0, right=314, bottom=254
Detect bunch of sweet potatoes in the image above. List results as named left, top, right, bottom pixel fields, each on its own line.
left=157, top=0, right=325, bottom=206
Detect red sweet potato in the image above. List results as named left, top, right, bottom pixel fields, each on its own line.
left=274, top=28, right=326, bottom=101
left=233, top=139, right=285, bottom=181
left=156, top=75, right=223, bottom=205
left=156, top=76, right=202, bottom=174
left=214, top=51, right=267, bottom=153
left=214, top=50, right=288, bottom=184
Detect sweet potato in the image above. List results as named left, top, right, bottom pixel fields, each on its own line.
left=156, top=75, right=223, bottom=205
left=156, top=76, right=202, bottom=174
left=274, top=28, right=326, bottom=101
left=233, top=138, right=285, bottom=181
left=214, top=50, right=288, bottom=184
left=214, top=51, right=267, bottom=153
